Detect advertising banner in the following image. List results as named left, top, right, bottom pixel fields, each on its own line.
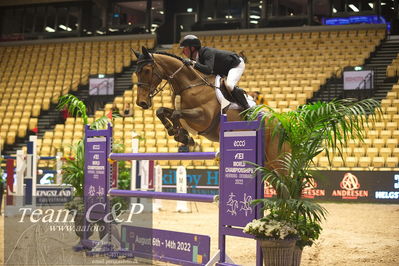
left=36, top=185, right=73, bottom=205
left=264, top=170, right=399, bottom=203
left=162, top=169, right=399, bottom=203
left=317, top=171, right=399, bottom=203
left=161, top=168, right=219, bottom=195
left=121, top=225, right=210, bottom=265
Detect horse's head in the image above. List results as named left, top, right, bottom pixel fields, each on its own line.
left=133, top=47, right=163, bottom=109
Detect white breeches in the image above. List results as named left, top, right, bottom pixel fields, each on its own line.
left=225, top=57, right=245, bottom=92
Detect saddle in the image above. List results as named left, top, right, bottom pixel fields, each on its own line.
left=217, top=77, right=235, bottom=103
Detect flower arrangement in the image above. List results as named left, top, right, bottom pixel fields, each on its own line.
left=244, top=217, right=298, bottom=240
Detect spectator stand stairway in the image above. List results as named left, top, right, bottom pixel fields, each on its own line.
left=1, top=64, right=136, bottom=158
left=311, top=37, right=399, bottom=103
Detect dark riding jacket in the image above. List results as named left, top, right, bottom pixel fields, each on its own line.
left=193, top=47, right=241, bottom=76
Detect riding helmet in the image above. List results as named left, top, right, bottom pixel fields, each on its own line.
left=179, top=35, right=201, bottom=48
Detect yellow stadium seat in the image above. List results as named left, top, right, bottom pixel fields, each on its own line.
left=358, top=157, right=371, bottom=168
left=366, top=130, right=379, bottom=140
left=372, top=157, right=385, bottom=168
left=386, top=157, right=398, bottom=168
left=332, top=157, right=344, bottom=168
left=367, top=147, right=379, bottom=157
left=353, top=147, right=365, bottom=158
left=386, top=138, right=398, bottom=148
left=345, top=157, right=358, bottom=168
left=372, top=139, right=385, bottom=149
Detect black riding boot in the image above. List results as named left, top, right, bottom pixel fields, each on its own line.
left=231, top=87, right=250, bottom=110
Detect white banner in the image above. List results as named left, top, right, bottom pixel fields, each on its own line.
left=89, top=78, right=114, bottom=95
left=343, top=70, right=374, bottom=90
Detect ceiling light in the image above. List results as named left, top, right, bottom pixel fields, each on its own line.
left=333, top=8, right=337, bottom=13
left=250, top=15, right=260, bottom=19
left=349, top=4, right=359, bottom=12
left=187, top=8, right=193, bottom=12
left=45, top=26, right=55, bottom=32
left=250, top=20, right=259, bottom=24
left=59, top=24, right=72, bottom=31
left=369, top=3, right=374, bottom=8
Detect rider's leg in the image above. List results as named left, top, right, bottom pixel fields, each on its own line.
left=225, top=58, right=250, bottom=110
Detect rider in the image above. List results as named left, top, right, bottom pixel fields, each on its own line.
left=179, top=34, right=250, bottom=110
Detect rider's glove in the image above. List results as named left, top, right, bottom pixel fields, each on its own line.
left=183, top=59, right=194, bottom=66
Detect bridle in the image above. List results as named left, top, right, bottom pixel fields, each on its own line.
left=136, top=53, right=211, bottom=99
left=136, top=58, right=167, bottom=98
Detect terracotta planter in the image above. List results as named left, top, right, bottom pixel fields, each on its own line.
left=259, top=239, right=296, bottom=266
left=292, top=246, right=303, bottom=266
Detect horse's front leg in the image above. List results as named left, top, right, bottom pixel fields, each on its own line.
left=156, top=107, right=179, bottom=136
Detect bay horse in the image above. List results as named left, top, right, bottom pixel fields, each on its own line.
left=132, top=46, right=287, bottom=168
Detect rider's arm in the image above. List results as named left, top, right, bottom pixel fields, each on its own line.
left=193, top=49, right=214, bottom=74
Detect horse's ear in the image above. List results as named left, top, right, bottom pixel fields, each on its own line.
left=142, top=46, right=152, bottom=59
left=131, top=48, right=140, bottom=59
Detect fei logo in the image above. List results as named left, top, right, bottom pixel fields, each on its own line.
left=332, top=173, right=368, bottom=200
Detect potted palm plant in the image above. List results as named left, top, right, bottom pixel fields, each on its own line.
left=243, top=98, right=382, bottom=265
left=57, top=94, right=111, bottom=240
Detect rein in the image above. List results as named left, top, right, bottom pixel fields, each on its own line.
left=155, top=54, right=215, bottom=96
left=137, top=53, right=215, bottom=98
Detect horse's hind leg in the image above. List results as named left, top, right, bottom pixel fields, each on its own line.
left=156, top=107, right=178, bottom=136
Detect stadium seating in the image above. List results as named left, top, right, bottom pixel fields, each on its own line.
left=2, top=28, right=398, bottom=170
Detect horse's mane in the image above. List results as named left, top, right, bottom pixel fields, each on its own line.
left=153, top=51, right=184, bottom=62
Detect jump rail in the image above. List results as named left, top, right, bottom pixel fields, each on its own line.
left=109, top=189, right=217, bottom=203
left=109, top=152, right=218, bottom=161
